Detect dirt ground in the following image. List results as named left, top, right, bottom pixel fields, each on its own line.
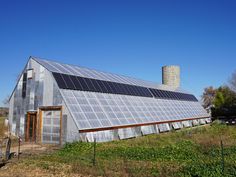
left=10, top=143, right=56, bottom=155
left=0, top=118, right=80, bottom=177
left=0, top=143, right=85, bottom=177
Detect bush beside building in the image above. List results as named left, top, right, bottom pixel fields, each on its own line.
left=0, top=107, right=9, bottom=117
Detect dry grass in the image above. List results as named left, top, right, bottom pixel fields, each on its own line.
left=0, top=161, right=87, bottom=177
left=191, top=124, right=236, bottom=147
left=0, top=117, right=6, bottom=138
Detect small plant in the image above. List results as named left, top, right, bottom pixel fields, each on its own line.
left=1, top=124, right=236, bottom=177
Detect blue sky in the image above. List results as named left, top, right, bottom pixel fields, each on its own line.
left=0, top=0, right=236, bottom=106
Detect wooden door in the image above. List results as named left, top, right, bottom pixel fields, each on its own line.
left=25, top=112, right=37, bottom=142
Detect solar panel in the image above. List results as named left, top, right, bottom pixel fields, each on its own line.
left=91, top=79, right=103, bottom=93
left=52, top=72, right=67, bottom=89
left=62, top=74, right=76, bottom=90
left=52, top=72, right=198, bottom=101
left=70, top=75, right=83, bottom=90
left=53, top=72, right=155, bottom=98
left=149, top=88, right=198, bottom=101
left=85, top=78, right=97, bottom=92
left=96, top=80, right=108, bottom=93
left=77, top=77, right=90, bottom=91
left=110, top=81, right=118, bottom=94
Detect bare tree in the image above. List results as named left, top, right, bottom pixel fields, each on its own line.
left=201, top=86, right=216, bottom=109
left=2, top=95, right=10, bottom=107
left=229, top=70, right=236, bottom=92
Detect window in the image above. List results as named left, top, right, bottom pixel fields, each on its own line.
left=22, top=72, right=27, bottom=98
left=27, top=69, right=33, bottom=79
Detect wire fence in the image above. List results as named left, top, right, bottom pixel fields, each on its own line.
left=1, top=120, right=235, bottom=176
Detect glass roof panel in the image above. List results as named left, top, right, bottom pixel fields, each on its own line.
left=61, top=89, right=209, bottom=131
left=32, top=56, right=187, bottom=92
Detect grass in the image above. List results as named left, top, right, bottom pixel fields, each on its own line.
left=1, top=123, right=236, bottom=177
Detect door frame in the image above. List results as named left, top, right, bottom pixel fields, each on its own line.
left=25, top=111, right=38, bottom=142
left=38, top=106, right=62, bottom=145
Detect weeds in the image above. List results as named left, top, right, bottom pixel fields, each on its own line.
left=1, top=123, right=236, bottom=177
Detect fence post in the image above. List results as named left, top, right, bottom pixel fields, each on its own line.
left=5, top=137, right=11, bottom=160
left=220, top=140, right=224, bottom=174
left=0, top=142, right=2, bottom=159
left=18, top=136, right=22, bottom=160
left=93, top=138, right=96, bottom=166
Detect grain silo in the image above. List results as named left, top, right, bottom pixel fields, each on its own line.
left=162, top=65, right=180, bottom=88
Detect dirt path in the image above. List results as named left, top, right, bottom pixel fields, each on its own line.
left=11, top=143, right=49, bottom=154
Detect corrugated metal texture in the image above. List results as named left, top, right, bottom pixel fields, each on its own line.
left=78, top=118, right=212, bottom=142
left=73, top=117, right=211, bottom=142
left=199, top=119, right=206, bottom=125
left=118, top=128, right=136, bottom=139
left=158, top=123, right=171, bottom=132
left=62, top=101, right=80, bottom=143
left=141, top=125, right=156, bottom=135
left=171, top=122, right=183, bottom=130
left=182, top=120, right=192, bottom=127
left=34, top=64, right=44, bottom=109
left=86, top=130, right=117, bottom=142
left=62, top=114, right=67, bottom=143
left=192, top=119, right=200, bottom=126
left=206, top=118, right=212, bottom=123
left=134, top=126, right=142, bottom=137
left=8, top=59, right=65, bottom=137
left=43, top=69, right=54, bottom=106
left=8, top=92, right=15, bottom=134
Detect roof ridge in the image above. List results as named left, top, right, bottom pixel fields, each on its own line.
left=31, top=56, right=186, bottom=93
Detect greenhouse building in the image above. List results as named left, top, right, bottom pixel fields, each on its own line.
left=8, top=56, right=210, bottom=144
